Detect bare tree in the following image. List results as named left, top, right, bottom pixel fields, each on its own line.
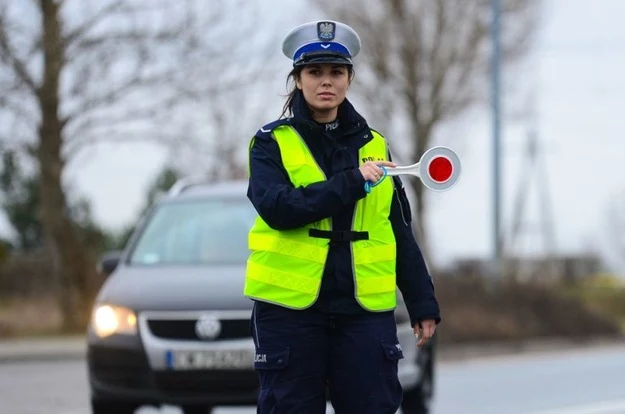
left=314, top=0, right=539, bottom=251
left=171, top=84, right=275, bottom=182
left=0, top=0, right=271, bottom=330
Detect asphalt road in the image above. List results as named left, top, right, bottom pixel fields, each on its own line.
left=2, top=343, right=625, bottom=414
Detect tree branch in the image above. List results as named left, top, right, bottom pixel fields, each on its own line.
left=436, top=3, right=486, bottom=120
left=62, top=67, right=177, bottom=127
left=0, top=8, right=38, bottom=93
left=62, top=0, right=125, bottom=49
left=67, top=28, right=185, bottom=55
left=65, top=95, right=185, bottom=148
left=64, top=128, right=183, bottom=163
left=0, top=80, right=39, bottom=125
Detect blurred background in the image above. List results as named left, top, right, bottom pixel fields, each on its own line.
left=1, top=0, right=624, bottom=413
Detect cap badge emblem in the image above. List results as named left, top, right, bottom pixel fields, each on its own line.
left=317, top=22, right=336, bottom=41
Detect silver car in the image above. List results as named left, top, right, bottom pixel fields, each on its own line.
left=86, top=180, right=435, bottom=414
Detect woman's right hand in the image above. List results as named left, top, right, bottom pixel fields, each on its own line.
left=359, top=161, right=396, bottom=183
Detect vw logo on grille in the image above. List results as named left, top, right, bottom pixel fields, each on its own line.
left=195, top=314, right=221, bottom=340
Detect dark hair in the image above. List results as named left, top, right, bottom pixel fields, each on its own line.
left=279, top=65, right=355, bottom=119
left=280, top=66, right=304, bottom=119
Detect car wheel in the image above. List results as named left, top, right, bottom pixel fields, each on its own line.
left=182, top=405, right=214, bottom=414
left=91, top=399, right=139, bottom=414
left=401, top=346, right=434, bottom=414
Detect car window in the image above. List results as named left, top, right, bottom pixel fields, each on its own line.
left=128, top=198, right=257, bottom=265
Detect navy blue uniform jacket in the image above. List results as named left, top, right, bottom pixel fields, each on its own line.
left=247, top=91, right=440, bottom=327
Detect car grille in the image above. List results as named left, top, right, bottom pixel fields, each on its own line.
left=154, top=370, right=259, bottom=395
left=89, top=346, right=152, bottom=389
left=147, top=318, right=250, bottom=341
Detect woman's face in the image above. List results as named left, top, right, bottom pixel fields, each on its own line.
left=296, top=63, right=350, bottom=121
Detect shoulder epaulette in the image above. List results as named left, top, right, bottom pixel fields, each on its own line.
left=255, top=118, right=293, bottom=140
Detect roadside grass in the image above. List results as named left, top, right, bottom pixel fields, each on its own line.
left=560, top=276, right=625, bottom=332
left=1, top=275, right=624, bottom=344
left=434, top=275, right=624, bottom=344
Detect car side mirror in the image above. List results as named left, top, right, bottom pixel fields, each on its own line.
left=97, top=250, right=123, bottom=276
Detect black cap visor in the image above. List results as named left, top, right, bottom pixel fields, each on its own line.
left=294, top=51, right=353, bottom=67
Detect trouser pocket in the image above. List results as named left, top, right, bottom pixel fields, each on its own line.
left=255, top=347, right=290, bottom=413
left=380, top=340, right=405, bottom=378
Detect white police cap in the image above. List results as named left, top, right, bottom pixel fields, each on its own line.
left=282, top=20, right=361, bottom=67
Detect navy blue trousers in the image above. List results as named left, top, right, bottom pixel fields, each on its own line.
left=250, top=301, right=404, bottom=414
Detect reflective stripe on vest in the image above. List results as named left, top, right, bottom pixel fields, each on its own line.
left=244, top=125, right=396, bottom=311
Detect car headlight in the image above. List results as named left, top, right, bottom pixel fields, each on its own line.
left=92, top=304, right=137, bottom=337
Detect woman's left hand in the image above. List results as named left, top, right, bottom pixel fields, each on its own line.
left=414, top=319, right=437, bottom=347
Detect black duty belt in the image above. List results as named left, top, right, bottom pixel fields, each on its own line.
left=308, top=229, right=369, bottom=242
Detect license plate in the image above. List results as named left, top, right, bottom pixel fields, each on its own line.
left=165, top=349, right=254, bottom=370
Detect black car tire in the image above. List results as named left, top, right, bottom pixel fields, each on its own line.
left=182, top=405, right=214, bottom=414
left=91, top=399, right=139, bottom=414
left=401, top=344, right=435, bottom=414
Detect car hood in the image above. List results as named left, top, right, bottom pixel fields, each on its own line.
left=96, top=264, right=253, bottom=312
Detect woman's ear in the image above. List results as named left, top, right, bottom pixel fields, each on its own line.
left=295, top=78, right=302, bottom=90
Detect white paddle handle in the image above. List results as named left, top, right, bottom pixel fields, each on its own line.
left=383, top=163, right=421, bottom=177
left=365, top=146, right=461, bottom=192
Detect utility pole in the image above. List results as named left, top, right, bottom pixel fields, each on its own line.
left=506, top=94, right=558, bottom=282
left=491, top=0, right=503, bottom=278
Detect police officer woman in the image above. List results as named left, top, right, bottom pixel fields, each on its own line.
left=244, top=20, right=440, bottom=414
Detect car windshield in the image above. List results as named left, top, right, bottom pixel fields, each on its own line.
left=128, top=198, right=257, bottom=265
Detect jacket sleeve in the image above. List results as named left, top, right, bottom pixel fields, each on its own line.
left=247, top=133, right=367, bottom=230
left=390, top=175, right=441, bottom=327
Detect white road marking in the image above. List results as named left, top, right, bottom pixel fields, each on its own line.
left=527, top=398, right=625, bottom=414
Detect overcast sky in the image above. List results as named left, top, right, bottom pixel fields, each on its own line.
left=1, top=0, right=624, bottom=274
left=427, top=0, right=625, bottom=272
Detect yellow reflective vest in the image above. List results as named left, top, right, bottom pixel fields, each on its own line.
left=244, top=125, right=397, bottom=311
